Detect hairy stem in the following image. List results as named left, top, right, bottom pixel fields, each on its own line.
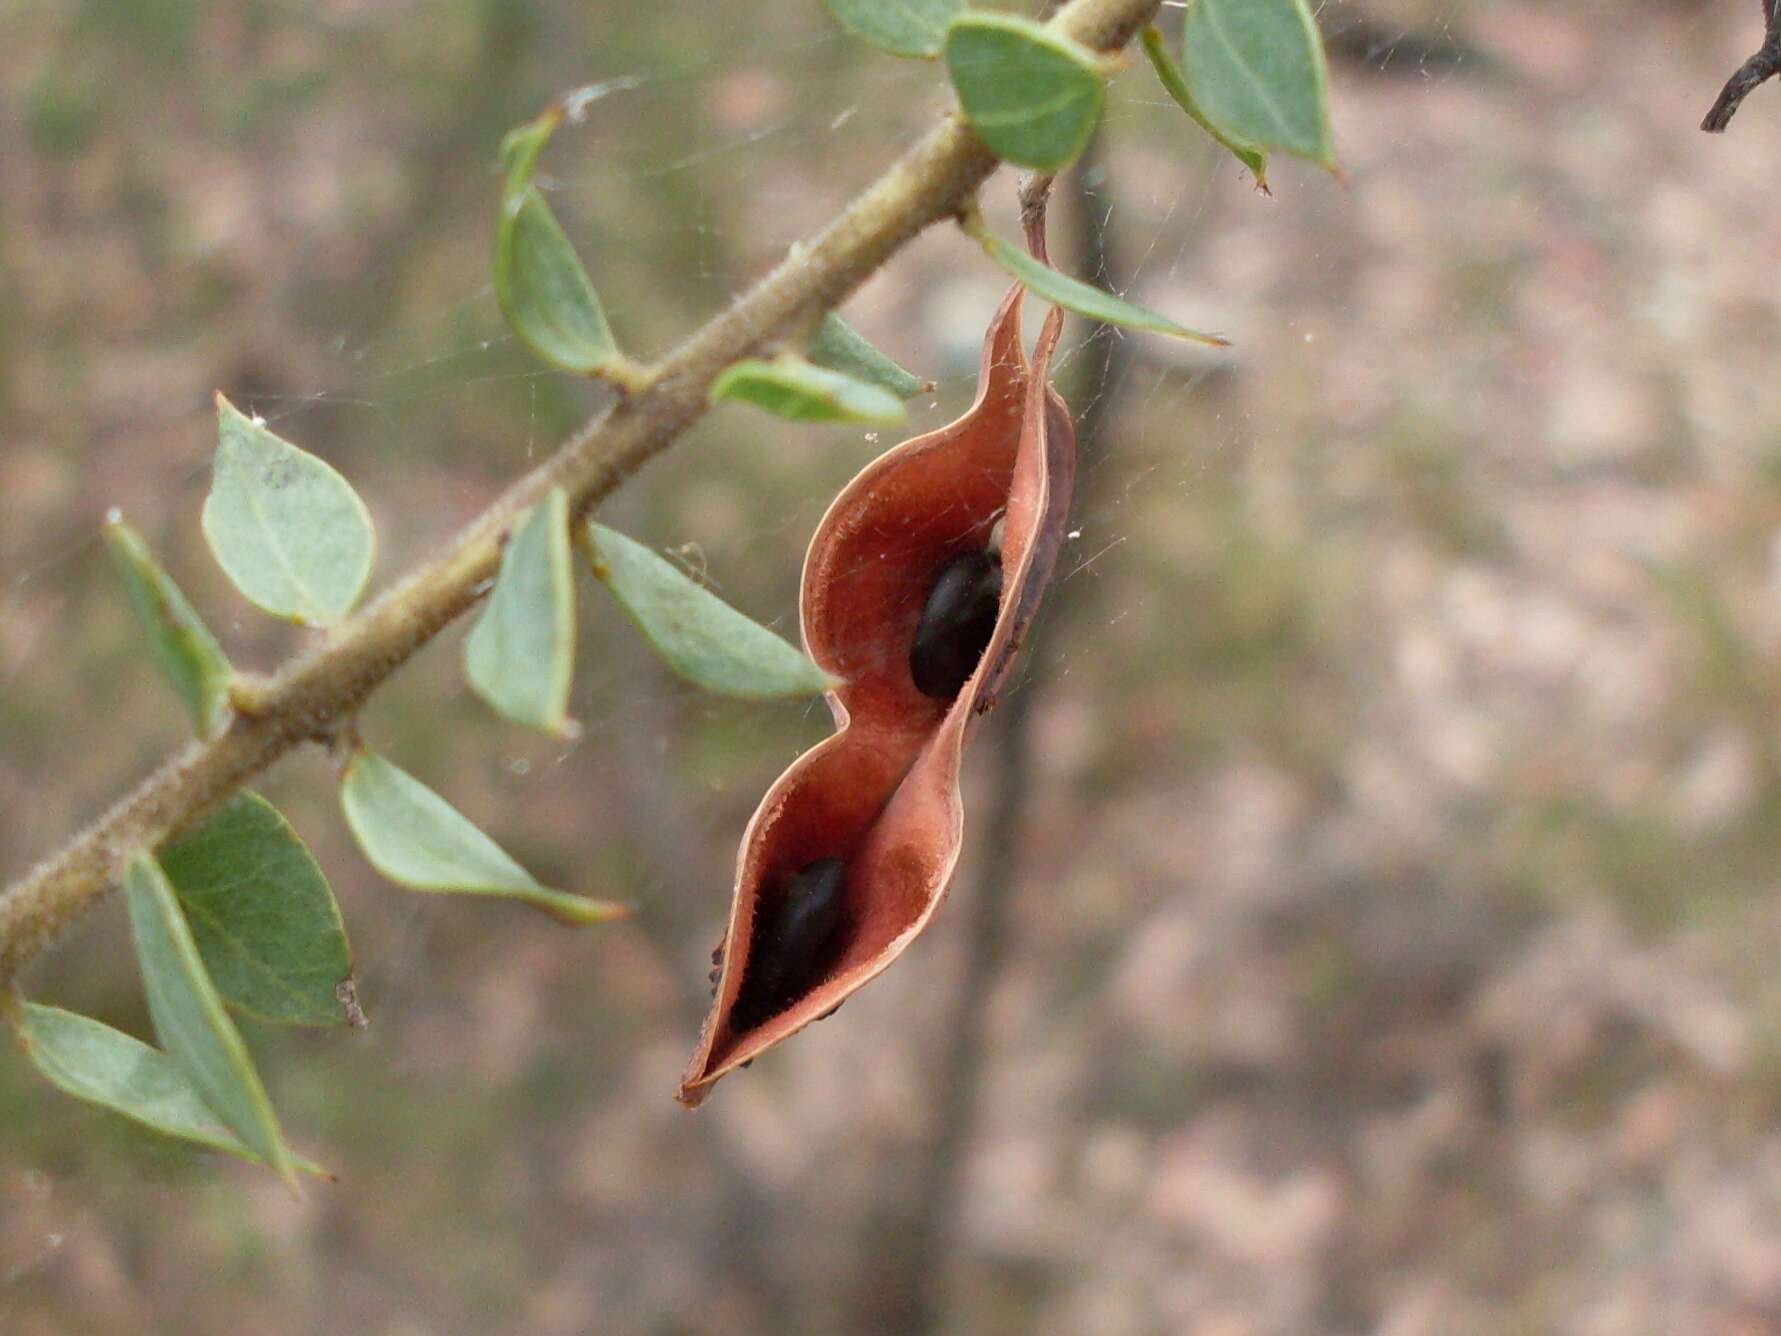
left=0, top=0, right=1162, bottom=986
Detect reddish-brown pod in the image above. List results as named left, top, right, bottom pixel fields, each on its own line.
left=678, top=256, right=1075, bottom=1107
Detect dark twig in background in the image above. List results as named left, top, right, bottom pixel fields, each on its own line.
left=1320, top=15, right=1485, bottom=77
left=1703, top=0, right=1781, bottom=131
left=849, top=130, right=1137, bottom=1334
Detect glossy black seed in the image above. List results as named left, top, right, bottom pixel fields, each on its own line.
left=910, top=549, right=1003, bottom=699
left=733, top=858, right=849, bottom=1031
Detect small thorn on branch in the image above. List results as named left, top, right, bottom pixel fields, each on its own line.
left=1702, top=2, right=1781, bottom=132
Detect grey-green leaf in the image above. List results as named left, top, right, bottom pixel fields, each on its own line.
left=498, top=190, right=622, bottom=376
left=14, top=1004, right=323, bottom=1172
left=1141, top=25, right=1269, bottom=189
left=585, top=522, right=838, bottom=699
left=1178, top=0, right=1335, bottom=169
left=202, top=395, right=376, bottom=626
left=102, top=512, right=233, bottom=738
left=822, top=0, right=962, bottom=58
left=466, top=486, right=578, bottom=736
left=124, top=853, right=297, bottom=1187
left=495, top=107, right=622, bottom=377
left=711, top=353, right=906, bottom=425
left=808, top=314, right=930, bottom=400
left=969, top=218, right=1231, bottom=346
left=944, top=13, right=1106, bottom=172
left=340, top=749, right=627, bottom=926
left=158, top=793, right=353, bottom=1028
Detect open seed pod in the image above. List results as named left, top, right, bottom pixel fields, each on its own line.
left=678, top=274, right=1075, bottom=1106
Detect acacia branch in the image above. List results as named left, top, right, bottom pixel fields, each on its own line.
left=0, top=0, right=1163, bottom=987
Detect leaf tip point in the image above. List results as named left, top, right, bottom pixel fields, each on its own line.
left=566, top=899, right=633, bottom=926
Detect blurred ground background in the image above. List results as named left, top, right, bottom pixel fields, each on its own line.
left=5, top=0, right=1781, bottom=1331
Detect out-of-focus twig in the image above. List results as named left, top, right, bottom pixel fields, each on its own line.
left=850, top=133, right=1138, bottom=1334
left=1703, top=0, right=1781, bottom=132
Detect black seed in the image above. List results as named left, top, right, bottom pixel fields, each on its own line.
left=733, top=858, right=848, bottom=1031
left=910, top=549, right=1003, bottom=699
